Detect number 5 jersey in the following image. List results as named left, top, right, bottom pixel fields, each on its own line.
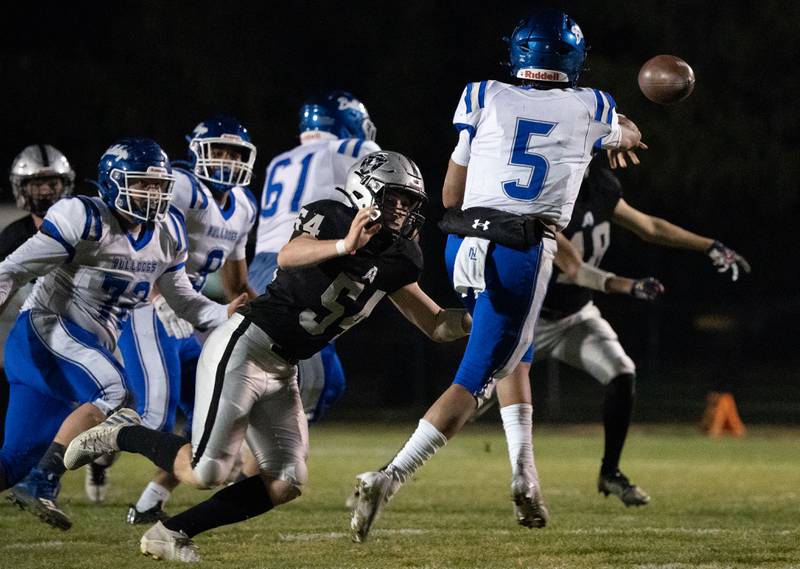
left=450, top=80, right=622, bottom=229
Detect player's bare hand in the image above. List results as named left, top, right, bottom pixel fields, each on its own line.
left=344, top=207, right=381, bottom=253
left=227, top=292, right=249, bottom=317
left=608, top=142, right=647, bottom=169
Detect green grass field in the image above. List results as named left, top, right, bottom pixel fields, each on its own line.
left=1, top=423, right=799, bottom=568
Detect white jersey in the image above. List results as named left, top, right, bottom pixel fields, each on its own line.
left=0, top=196, right=227, bottom=349
left=171, top=168, right=257, bottom=291
left=451, top=80, right=622, bottom=229
left=254, top=136, right=380, bottom=254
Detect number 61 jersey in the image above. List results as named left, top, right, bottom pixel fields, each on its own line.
left=239, top=199, right=422, bottom=361
left=451, top=80, right=622, bottom=230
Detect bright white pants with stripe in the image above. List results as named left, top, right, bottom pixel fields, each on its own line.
left=190, top=313, right=308, bottom=489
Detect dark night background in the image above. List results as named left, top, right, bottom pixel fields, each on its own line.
left=1, top=1, right=798, bottom=423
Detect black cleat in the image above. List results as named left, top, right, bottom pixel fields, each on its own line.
left=127, top=502, right=170, bottom=525
left=598, top=470, right=650, bottom=507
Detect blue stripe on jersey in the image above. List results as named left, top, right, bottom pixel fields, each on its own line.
left=464, top=82, right=474, bottom=113
left=478, top=80, right=487, bottom=109
left=168, top=206, right=187, bottom=252
left=593, top=89, right=604, bottom=122
left=127, top=223, right=154, bottom=252
left=604, top=91, right=617, bottom=124
left=76, top=196, right=102, bottom=241
left=352, top=139, right=365, bottom=157
left=218, top=191, right=236, bottom=221
left=337, top=140, right=349, bottom=155
left=169, top=214, right=184, bottom=253
left=454, top=122, right=477, bottom=143
left=241, top=187, right=258, bottom=223
left=40, top=219, right=75, bottom=261
left=164, top=261, right=185, bottom=273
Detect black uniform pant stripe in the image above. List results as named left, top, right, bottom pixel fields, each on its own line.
left=192, top=318, right=251, bottom=467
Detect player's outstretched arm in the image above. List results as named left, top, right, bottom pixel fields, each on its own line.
left=157, top=266, right=246, bottom=331
left=442, top=160, right=467, bottom=209
left=0, top=230, right=72, bottom=309
left=277, top=207, right=380, bottom=269
left=612, top=199, right=751, bottom=281
left=389, top=282, right=472, bottom=342
left=607, top=115, right=648, bottom=169
left=554, top=233, right=664, bottom=300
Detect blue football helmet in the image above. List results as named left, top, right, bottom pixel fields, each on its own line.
left=299, top=91, right=377, bottom=141
left=188, top=115, right=256, bottom=193
left=508, top=10, right=587, bottom=87
left=97, top=138, right=175, bottom=223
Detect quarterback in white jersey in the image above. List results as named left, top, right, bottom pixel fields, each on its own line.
left=118, top=117, right=258, bottom=524
left=0, top=139, right=241, bottom=530
left=350, top=10, right=645, bottom=542
left=249, top=90, right=379, bottom=424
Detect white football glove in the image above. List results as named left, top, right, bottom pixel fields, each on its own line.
left=707, top=241, right=751, bottom=282
left=153, top=295, right=194, bottom=339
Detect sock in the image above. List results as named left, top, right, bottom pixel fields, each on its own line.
left=36, top=442, right=67, bottom=477
left=117, top=426, right=188, bottom=473
left=164, top=475, right=273, bottom=538
left=500, top=403, right=538, bottom=482
left=601, top=374, right=635, bottom=475
left=384, top=419, right=447, bottom=484
left=135, top=481, right=172, bottom=512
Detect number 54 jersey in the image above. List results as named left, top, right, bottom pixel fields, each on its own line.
left=451, top=80, right=622, bottom=230
left=239, top=200, right=422, bottom=361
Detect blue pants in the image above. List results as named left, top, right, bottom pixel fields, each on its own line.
left=118, top=304, right=202, bottom=432
left=444, top=234, right=555, bottom=399
left=248, top=252, right=279, bottom=296
left=0, top=310, right=128, bottom=486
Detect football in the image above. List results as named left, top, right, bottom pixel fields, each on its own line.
left=637, top=54, right=696, bottom=104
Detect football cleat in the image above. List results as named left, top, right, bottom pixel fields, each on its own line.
left=64, top=408, right=142, bottom=470
left=511, top=476, right=550, bottom=529
left=349, top=470, right=400, bottom=543
left=84, top=462, right=109, bottom=503
left=127, top=502, right=170, bottom=525
left=598, top=470, right=651, bottom=507
left=140, top=521, right=200, bottom=563
left=7, top=468, right=72, bottom=530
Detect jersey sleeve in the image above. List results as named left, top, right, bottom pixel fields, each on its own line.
left=388, top=241, right=424, bottom=293
left=164, top=206, right=190, bottom=270
left=451, top=81, right=491, bottom=166
left=578, top=89, right=622, bottom=150
left=228, top=188, right=257, bottom=262
left=290, top=200, right=352, bottom=241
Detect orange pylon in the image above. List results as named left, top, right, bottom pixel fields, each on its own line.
left=700, top=392, right=746, bottom=437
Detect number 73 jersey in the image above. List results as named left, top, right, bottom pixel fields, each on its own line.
left=452, top=80, right=622, bottom=230
left=238, top=200, right=422, bottom=361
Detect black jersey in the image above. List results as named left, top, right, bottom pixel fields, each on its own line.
left=239, top=200, right=423, bottom=360
left=541, top=166, right=622, bottom=319
left=0, top=215, right=36, bottom=261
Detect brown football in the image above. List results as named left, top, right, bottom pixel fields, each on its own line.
left=638, top=55, right=696, bottom=104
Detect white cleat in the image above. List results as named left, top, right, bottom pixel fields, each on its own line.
left=140, top=521, right=200, bottom=563
left=64, top=408, right=141, bottom=470
left=349, top=471, right=399, bottom=543
left=511, top=476, right=550, bottom=529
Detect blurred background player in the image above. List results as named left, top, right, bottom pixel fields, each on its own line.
left=350, top=10, right=646, bottom=542
left=1, top=145, right=75, bottom=445
left=65, top=151, right=471, bottom=562
left=530, top=155, right=749, bottom=506
left=0, top=138, right=242, bottom=530
left=249, top=91, right=380, bottom=423
left=113, top=116, right=259, bottom=523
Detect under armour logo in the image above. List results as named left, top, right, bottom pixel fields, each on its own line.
left=193, top=123, right=209, bottom=136
left=104, top=144, right=129, bottom=160
left=468, top=247, right=477, bottom=261
left=472, top=219, right=490, bottom=231
left=362, top=266, right=378, bottom=283
left=582, top=211, right=595, bottom=228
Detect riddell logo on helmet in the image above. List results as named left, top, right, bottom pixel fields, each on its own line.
left=517, top=69, right=569, bottom=82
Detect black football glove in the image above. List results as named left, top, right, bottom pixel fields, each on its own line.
left=707, top=241, right=751, bottom=282
left=630, top=277, right=664, bottom=301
